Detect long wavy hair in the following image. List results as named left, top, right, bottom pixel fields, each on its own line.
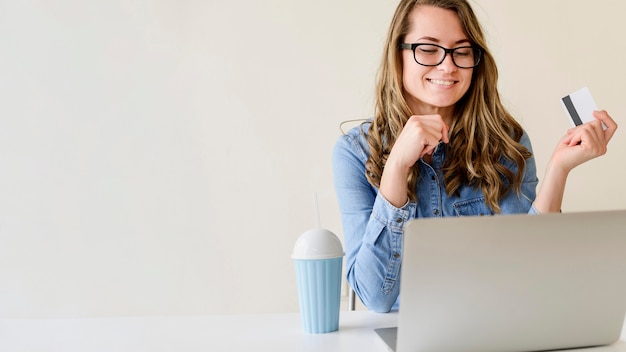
left=365, top=0, right=531, bottom=213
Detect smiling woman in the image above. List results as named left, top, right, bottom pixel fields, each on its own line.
left=332, top=0, right=619, bottom=313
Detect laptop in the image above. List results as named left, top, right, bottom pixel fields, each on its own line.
left=376, top=210, right=626, bottom=352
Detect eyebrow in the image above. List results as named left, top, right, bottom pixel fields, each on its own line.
left=416, top=36, right=471, bottom=45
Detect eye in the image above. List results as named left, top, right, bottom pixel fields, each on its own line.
left=454, top=47, right=473, bottom=57
left=416, top=45, right=440, bottom=55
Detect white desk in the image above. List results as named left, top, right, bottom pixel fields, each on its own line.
left=1, top=311, right=625, bottom=352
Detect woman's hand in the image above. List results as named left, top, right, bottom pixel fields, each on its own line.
left=379, top=115, right=449, bottom=207
left=387, top=115, right=450, bottom=169
left=551, top=110, right=617, bottom=173
left=534, top=110, right=617, bottom=213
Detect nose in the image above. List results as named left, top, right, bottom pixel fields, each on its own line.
left=438, top=52, right=457, bottom=73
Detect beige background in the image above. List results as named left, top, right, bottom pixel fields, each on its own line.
left=0, top=0, right=624, bottom=318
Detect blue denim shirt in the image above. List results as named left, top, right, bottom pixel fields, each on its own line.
left=332, top=122, right=539, bottom=313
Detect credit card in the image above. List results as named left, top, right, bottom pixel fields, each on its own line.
left=561, top=87, right=606, bottom=130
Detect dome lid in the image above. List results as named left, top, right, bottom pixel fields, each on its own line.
left=292, top=228, right=344, bottom=260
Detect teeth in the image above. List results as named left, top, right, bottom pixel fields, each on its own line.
left=429, top=79, right=454, bottom=86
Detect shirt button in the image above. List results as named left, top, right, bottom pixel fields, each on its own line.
left=396, top=217, right=403, bottom=223
left=433, top=209, right=440, bottom=215
left=431, top=175, right=436, bottom=181
left=393, top=252, right=400, bottom=259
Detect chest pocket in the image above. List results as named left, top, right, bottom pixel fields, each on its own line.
left=453, top=197, right=494, bottom=216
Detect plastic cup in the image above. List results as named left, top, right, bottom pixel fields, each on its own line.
left=292, top=228, right=344, bottom=334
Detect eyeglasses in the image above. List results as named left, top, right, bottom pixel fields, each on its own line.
left=400, top=43, right=482, bottom=69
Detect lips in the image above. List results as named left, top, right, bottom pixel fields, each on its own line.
left=427, top=78, right=457, bottom=86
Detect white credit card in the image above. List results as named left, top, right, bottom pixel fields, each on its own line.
left=561, top=87, right=606, bottom=130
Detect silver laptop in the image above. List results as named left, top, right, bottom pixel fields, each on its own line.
left=376, top=210, right=626, bottom=352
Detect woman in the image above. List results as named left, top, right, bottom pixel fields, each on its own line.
left=332, top=0, right=617, bottom=313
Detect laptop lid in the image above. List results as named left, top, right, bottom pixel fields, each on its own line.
left=395, top=210, right=626, bottom=352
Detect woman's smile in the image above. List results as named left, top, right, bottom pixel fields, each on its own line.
left=427, top=78, right=457, bottom=87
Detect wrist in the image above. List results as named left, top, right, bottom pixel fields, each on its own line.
left=544, top=159, right=570, bottom=183
left=384, top=154, right=412, bottom=175
left=379, top=159, right=411, bottom=208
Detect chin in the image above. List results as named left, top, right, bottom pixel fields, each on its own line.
left=427, top=100, right=457, bottom=109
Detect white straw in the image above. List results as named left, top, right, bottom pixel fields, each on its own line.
left=314, top=192, right=321, bottom=228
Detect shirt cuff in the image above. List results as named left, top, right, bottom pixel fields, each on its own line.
left=372, top=193, right=416, bottom=232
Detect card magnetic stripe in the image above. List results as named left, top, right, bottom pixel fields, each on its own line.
left=562, top=95, right=583, bottom=126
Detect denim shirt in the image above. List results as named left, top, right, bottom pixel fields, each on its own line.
left=331, top=122, right=539, bottom=313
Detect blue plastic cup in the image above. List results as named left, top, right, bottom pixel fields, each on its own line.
left=292, top=229, right=344, bottom=334
left=294, top=257, right=343, bottom=333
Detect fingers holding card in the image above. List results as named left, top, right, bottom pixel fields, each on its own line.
left=561, top=87, right=608, bottom=131
left=551, top=87, right=619, bottom=171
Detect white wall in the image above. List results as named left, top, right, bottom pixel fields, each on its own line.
left=0, top=0, right=624, bottom=318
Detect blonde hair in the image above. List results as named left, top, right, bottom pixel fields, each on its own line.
left=365, top=0, right=531, bottom=213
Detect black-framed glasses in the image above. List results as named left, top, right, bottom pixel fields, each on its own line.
left=400, top=43, right=482, bottom=69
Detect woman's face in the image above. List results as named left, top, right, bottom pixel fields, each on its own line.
left=402, top=6, right=475, bottom=120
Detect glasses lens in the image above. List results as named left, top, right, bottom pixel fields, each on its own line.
left=413, top=44, right=445, bottom=66
left=412, top=44, right=481, bottom=68
left=452, top=47, right=480, bottom=68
